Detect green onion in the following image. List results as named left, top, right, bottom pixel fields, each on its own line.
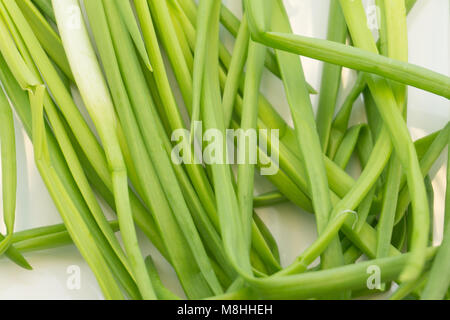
left=238, top=39, right=267, bottom=249
left=247, top=27, right=450, bottom=99
left=0, top=78, right=16, bottom=255
left=421, top=141, right=450, bottom=299
left=315, top=0, right=347, bottom=150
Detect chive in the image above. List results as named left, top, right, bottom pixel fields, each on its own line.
left=238, top=38, right=267, bottom=250
left=391, top=271, right=429, bottom=300
left=145, top=256, right=181, bottom=300
left=222, top=13, right=250, bottom=128
left=0, top=79, right=16, bottom=255
left=333, top=124, right=364, bottom=169
left=421, top=142, right=450, bottom=299
left=327, top=72, right=366, bottom=159
left=316, top=0, right=347, bottom=150
left=253, top=191, right=287, bottom=208
left=112, top=0, right=152, bottom=71
left=190, top=0, right=218, bottom=139
left=247, top=28, right=450, bottom=99
left=394, top=123, right=450, bottom=224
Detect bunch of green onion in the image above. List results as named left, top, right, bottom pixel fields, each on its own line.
left=0, top=0, right=448, bottom=300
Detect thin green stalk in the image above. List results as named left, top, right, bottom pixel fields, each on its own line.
left=0, top=81, right=16, bottom=254
left=421, top=143, right=450, bottom=299
left=394, top=123, right=450, bottom=223
left=221, top=248, right=437, bottom=300
left=376, top=156, right=402, bottom=258
left=238, top=40, right=266, bottom=250
left=253, top=191, right=287, bottom=208
left=391, top=271, right=429, bottom=300
left=10, top=220, right=119, bottom=252
left=113, top=0, right=152, bottom=71
left=248, top=29, right=450, bottom=99
left=327, top=72, right=366, bottom=159
left=316, top=0, right=347, bottom=150
left=190, top=0, right=217, bottom=139
left=223, top=13, right=250, bottom=128
left=145, top=257, right=181, bottom=300
left=333, top=124, right=364, bottom=169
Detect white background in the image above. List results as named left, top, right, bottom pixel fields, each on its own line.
left=0, top=0, right=448, bottom=299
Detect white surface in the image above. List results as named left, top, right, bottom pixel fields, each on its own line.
left=0, top=0, right=448, bottom=299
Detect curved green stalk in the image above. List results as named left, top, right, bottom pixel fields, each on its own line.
left=238, top=40, right=266, bottom=249
left=421, top=143, right=450, bottom=299
left=327, top=72, right=366, bottom=159
left=0, top=81, right=16, bottom=254
left=223, top=14, right=250, bottom=128
left=316, top=0, right=347, bottom=149
left=394, top=123, right=450, bottom=223
left=333, top=124, right=364, bottom=169
left=190, top=0, right=219, bottom=139
left=247, top=30, right=450, bottom=99
left=253, top=191, right=287, bottom=208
